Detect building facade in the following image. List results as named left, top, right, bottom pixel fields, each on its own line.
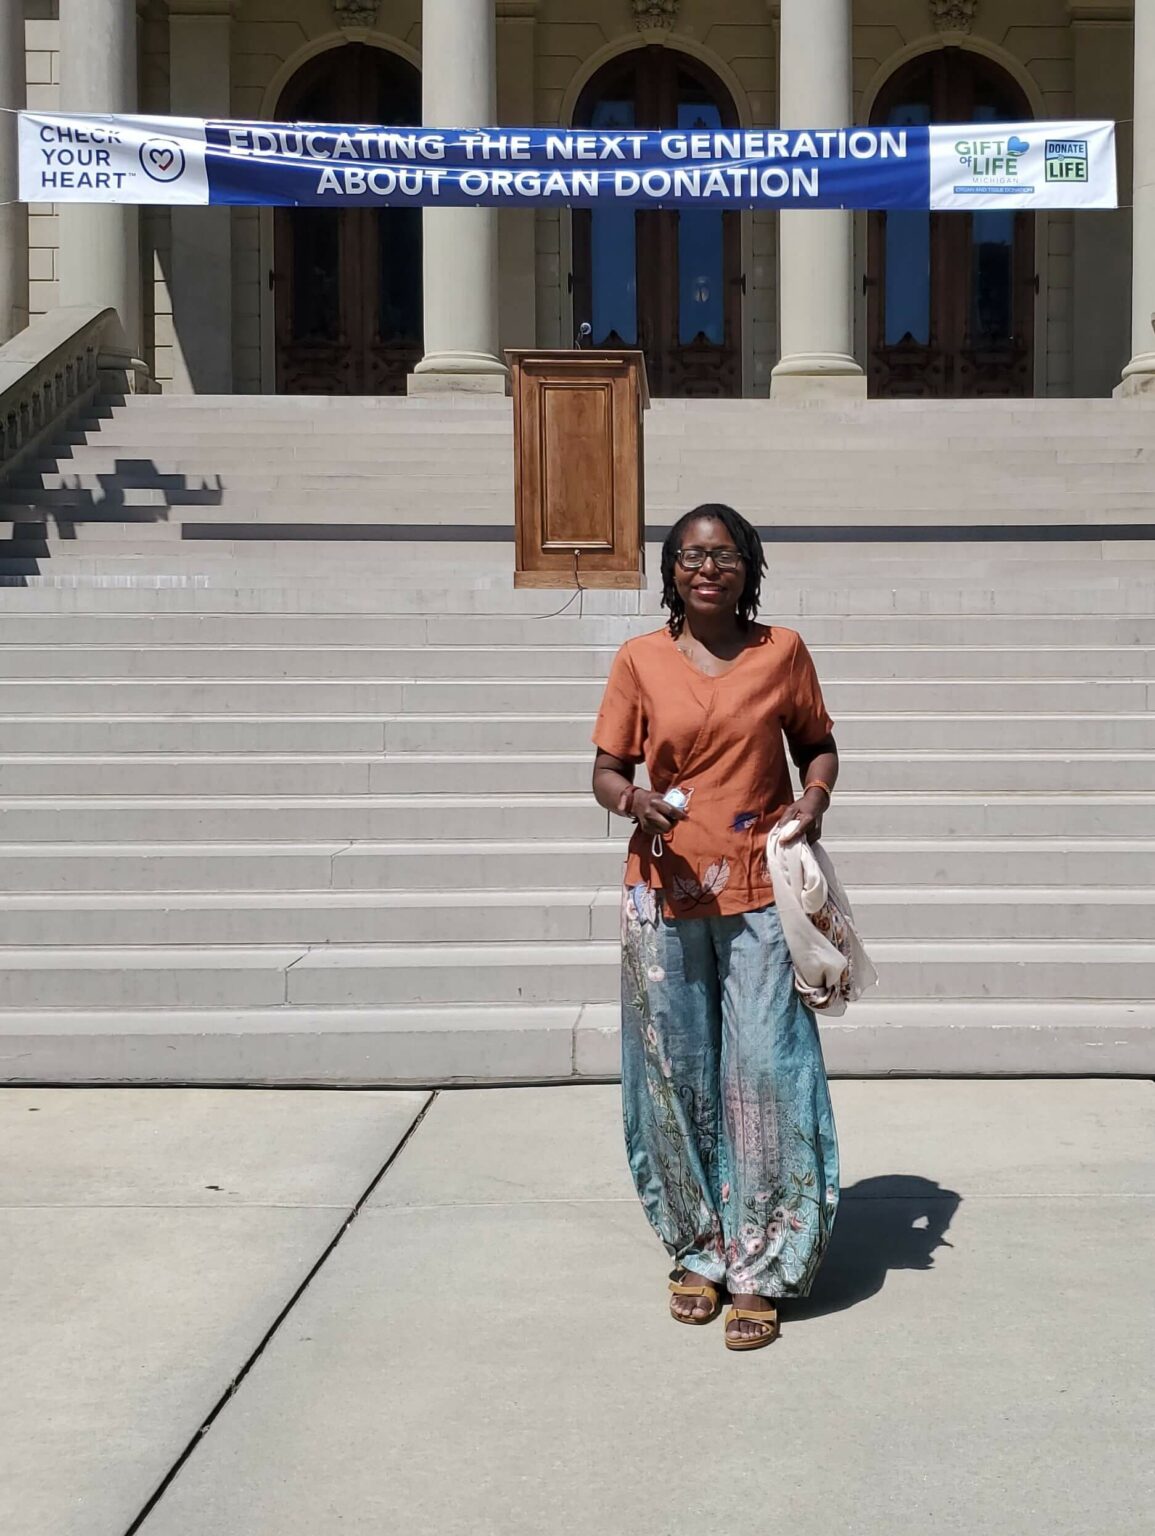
left=1, top=0, right=1150, bottom=401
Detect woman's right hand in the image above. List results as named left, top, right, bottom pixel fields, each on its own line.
left=632, top=789, right=689, bottom=837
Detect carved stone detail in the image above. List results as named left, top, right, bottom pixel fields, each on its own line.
left=334, top=0, right=380, bottom=31
left=632, top=0, right=679, bottom=31
left=931, top=0, right=978, bottom=32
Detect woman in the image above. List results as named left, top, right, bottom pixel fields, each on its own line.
left=592, top=503, right=840, bottom=1353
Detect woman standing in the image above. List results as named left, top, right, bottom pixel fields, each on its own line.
left=592, top=503, right=840, bottom=1352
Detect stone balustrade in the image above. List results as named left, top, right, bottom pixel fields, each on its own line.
left=0, top=305, right=147, bottom=484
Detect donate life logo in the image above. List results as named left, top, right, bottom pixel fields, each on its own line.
left=140, top=137, right=186, bottom=183
left=1045, top=138, right=1089, bottom=182
left=954, top=134, right=1033, bottom=193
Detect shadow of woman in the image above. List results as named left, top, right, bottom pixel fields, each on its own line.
left=785, top=1174, right=962, bottom=1322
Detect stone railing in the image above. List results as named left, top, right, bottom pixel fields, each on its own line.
left=0, top=306, right=151, bottom=486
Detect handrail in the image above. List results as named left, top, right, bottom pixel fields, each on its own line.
left=0, top=307, right=151, bottom=485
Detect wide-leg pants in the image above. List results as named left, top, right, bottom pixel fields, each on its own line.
left=621, top=886, right=839, bottom=1298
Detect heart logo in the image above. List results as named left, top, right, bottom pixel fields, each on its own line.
left=1008, top=136, right=1030, bottom=156
left=139, top=137, right=185, bottom=183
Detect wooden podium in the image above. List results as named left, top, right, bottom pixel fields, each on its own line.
left=506, top=349, right=649, bottom=589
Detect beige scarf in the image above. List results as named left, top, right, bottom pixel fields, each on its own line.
left=765, top=822, right=878, bottom=1017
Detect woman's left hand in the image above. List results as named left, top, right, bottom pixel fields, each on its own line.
left=776, top=788, right=828, bottom=845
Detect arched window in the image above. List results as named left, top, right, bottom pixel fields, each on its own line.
left=572, top=47, right=743, bottom=398
left=867, top=48, right=1036, bottom=397
left=274, top=45, right=422, bottom=394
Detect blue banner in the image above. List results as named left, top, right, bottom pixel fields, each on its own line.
left=205, top=123, right=930, bottom=209
left=18, top=114, right=1119, bottom=212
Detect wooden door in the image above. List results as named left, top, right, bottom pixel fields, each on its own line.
left=572, top=48, right=743, bottom=398
left=273, top=46, right=422, bottom=395
left=867, top=50, right=1036, bottom=399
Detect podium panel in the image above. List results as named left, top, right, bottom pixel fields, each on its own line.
left=507, top=349, right=649, bottom=589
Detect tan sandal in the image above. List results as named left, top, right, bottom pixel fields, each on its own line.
left=723, top=1304, right=780, bottom=1352
left=668, top=1271, right=723, bottom=1325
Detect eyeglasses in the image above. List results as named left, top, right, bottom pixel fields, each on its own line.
left=676, top=547, right=744, bottom=572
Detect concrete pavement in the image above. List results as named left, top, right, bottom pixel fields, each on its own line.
left=1, top=1079, right=1152, bottom=1536
left=0, top=1088, right=431, bottom=1536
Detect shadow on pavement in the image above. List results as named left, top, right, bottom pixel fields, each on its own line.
left=787, top=1174, right=963, bottom=1321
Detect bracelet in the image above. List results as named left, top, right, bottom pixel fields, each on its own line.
left=804, top=778, right=833, bottom=804
left=617, top=785, right=639, bottom=820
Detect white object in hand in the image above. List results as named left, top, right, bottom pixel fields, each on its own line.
left=651, top=785, right=690, bottom=858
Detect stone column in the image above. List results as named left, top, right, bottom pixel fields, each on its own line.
left=1118, top=3, right=1155, bottom=395
left=496, top=0, right=538, bottom=350
left=57, top=0, right=140, bottom=356
left=167, top=0, right=234, bottom=392
left=770, top=0, right=864, bottom=400
left=0, top=0, right=29, bottom=342
left=409, top=0, right=507, bottom=393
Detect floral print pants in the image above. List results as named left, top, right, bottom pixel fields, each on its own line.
left=621, top=887, right=839, bottom=1299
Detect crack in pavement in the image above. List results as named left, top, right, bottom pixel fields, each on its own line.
left=119, top=1089, right=439, bottom=1536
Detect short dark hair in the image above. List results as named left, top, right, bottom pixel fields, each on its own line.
left=661, top=503, right=767, bottom=638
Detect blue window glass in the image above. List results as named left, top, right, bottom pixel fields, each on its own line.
left=588, top=97, right=637, bottom=344
left=377, top=209, right=422, bottom=345
left=970, top=210, right=1015, bottom=343
left=678, top=212, right=725, bottom=344
left=677, top=99, right=724, bottom=344
left=292, top=212, right=340, bottom=342
left=884, top=102, right=931, bottom=345
left=969, top=102, right=1015, bottom=344
left=590, top=208, right=638, bottom=344
left=884, top=211, right=931, bottom=345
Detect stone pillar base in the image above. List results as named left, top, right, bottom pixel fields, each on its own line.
left=771, top=355, right=867, bottom=402
left=408, top=353, right=510, bottom=395
left=1114, top=354, right=1155, bottom=397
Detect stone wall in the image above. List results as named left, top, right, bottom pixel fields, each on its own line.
left=23, top=0, right=59, bottom=322
left=222, top=0, right=1131, bottom=397
left=13, top=0, right=1138, bottom=398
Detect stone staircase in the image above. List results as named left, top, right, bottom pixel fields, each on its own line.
left=0, top=394, right=1152, bottom=1083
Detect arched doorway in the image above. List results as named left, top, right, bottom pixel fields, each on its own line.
left=571, top=48, right=743, bottom=398
left=273, top=45, right=422, bottom=394
left=867, top=49, right=1036, bottom=398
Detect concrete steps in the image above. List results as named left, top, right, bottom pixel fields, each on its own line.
left=0, top=393, right=1153, bottom=1081
left=5, top=394, right=1155, bottom=583
left=1, top=999, right=1151, bottom=1083
left=0, top=939, right=1150, bottom=1011
left=0, top=792, right=1153, bottom=841
left=0, top=611, right=1153, bottom=643
left=1, top=837, right=1153, bottom=892
left=1, top=717, right=1154, bottom=752
left=3, top=577, right=1153, bottom=616
left=0, top=750, right=1149, bottom=795
left=8, top=489, right=1155, bottom=521
left=0, top=643, right=1150, bottom=680
left=0, top=885, right=1148, bottom=946
left=0, top=677, right=1149, bottom=714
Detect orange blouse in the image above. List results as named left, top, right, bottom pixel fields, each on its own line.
left=593, top=624, right=835, bottom=920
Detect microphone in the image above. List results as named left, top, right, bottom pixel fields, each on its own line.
left=575, top=321, right=592, bottom=349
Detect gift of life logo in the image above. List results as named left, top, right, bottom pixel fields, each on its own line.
left=955, top=134, right=1031, bottom=182
left=1045, top=138, right=1089, bottom=182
